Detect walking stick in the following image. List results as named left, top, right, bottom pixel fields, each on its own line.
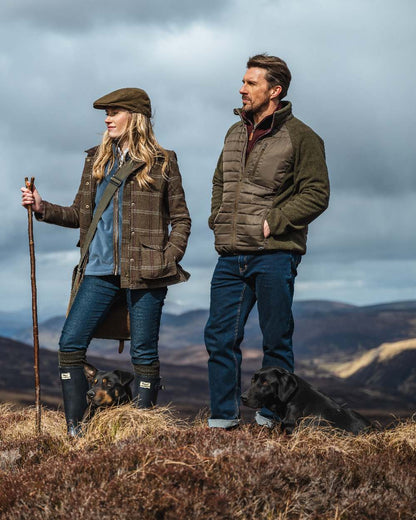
left=25, top=177, right=41, bottom=434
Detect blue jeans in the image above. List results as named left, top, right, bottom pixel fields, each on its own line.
left=204, top=252, right=301, bottom=427
left=59, top=275, right=167, bottom=366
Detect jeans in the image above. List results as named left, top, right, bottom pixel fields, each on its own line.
left=204, top=251, right=301, bottom=428
left=59, top=275, right=167, bottom=366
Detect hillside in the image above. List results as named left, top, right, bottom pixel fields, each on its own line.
left=1, top=336, right=414, bottom=424
left=0, top=405, right=415, bottom=519
left=331, top=338, right=416, bottom=379
left=292, top=300, right=416, bottom=358
left=3, top=299, right=416, bottom=424
left=339, top=339, right=416, bottom=397
left=11, top=300, right=416, bottom=361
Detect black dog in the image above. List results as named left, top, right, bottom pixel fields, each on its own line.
left=241, top=366, right=371, bottom=434
left=83, top=363, right=134, bottom=421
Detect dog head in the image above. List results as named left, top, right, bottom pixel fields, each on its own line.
left=241, top=366, right=298, bottom=411
left=83, top=363, right=134, bottom=408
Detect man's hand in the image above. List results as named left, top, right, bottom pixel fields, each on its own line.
left=263, top=219, right=271, bottom=238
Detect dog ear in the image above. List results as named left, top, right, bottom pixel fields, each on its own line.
left=114, top=370, right=134, bottom=386
left=276, top=370, right=298, bottom=403
left=83, top=363, right=97, bottom=381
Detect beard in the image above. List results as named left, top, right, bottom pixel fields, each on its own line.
left=241, top=97, right=270, bottom=116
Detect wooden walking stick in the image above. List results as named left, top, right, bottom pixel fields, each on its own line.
left=25, top=177, right=41, bottom=434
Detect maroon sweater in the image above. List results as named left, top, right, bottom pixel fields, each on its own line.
left=242, top=104, right=282, bottom=159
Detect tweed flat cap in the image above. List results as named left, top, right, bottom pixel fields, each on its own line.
left=93, top=87, right=151, bottom=117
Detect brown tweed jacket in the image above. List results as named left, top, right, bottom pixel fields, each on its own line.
left=37, top=146, right=191, bottom=289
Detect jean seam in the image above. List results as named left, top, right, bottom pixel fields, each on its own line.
left=231, top=280, right=246, bottom=417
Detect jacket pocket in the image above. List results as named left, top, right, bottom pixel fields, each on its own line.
left=140, top=243, right=178, bottom=280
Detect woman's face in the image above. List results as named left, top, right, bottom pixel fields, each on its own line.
left=104, top=108, right=131, bottom=141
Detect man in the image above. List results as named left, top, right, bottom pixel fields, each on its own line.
left=204, top=54, right=330, bottom=429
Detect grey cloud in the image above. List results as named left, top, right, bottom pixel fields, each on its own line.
left=3, top=0, right=229, bottom=32
left=305, top=192, right=416, bottom=264
left=296, top=257, right=416, bottom=306
left=1, top=0, right=415, bottom=316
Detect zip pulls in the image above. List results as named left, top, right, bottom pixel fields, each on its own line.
left=248, top=119, right=261, bottom=141
left=113, top=189, right=120, bottom=275
left=113, top=147, right=128, bottom=275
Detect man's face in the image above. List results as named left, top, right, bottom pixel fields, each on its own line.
left=239, top=67, right=280, bottom=117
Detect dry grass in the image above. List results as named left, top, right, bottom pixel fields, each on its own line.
left=80, top=404, right=183, bottom=446
left=0, top=403, right=415, bottom=519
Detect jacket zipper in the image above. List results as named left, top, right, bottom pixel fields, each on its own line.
left=113, top=186, right=120, bottom=275
left=113, top=148, right=127, bottom=276
left=231, top=128, right=248, bottom=250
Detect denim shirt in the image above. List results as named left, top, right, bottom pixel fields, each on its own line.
left=85, top=147, right=127, bottom=276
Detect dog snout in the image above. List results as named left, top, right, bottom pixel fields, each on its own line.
left=87, top=389, right=95, bottom=401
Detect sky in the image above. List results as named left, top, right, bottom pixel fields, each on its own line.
left=1, top=0, right=415, bottom=319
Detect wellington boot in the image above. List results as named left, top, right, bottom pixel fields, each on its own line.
left=60, top=366, right=89, bottom=437
left=133, top=375, right=162, bottom=409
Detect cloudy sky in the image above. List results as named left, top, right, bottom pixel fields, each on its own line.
left=1, top=0, right=415, bottom=319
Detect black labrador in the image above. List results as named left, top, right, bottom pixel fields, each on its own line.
left=241, top=366, right=371, bottom=434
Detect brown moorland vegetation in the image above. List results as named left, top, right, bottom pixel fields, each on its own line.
left=0, top=403, right=415, bottom=520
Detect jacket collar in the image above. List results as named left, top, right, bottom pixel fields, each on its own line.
left=234, top=100, right=292, bottom=130
left=85, top=145, right=145, bottom=173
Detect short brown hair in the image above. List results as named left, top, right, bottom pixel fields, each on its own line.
left=247, top=54, right=291, bottom=99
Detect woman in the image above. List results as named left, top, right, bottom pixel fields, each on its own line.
left=21, top=88, right=191, bottom=436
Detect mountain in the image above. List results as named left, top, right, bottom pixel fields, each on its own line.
left=0, top=310, right=32, bottom=336
left=11, top=300, right=416, bottom=362
left=337, top=338, right=416, bottom=398
left=292, top=300, right=416, bottom=357
left=4, top=300, right=416, bottom=423
left=1, top=335, right=413, bottom=424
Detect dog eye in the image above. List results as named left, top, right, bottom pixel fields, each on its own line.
left=93, top=379, right=98, bottom=384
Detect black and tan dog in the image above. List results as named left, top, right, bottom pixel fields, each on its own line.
left=83, top=363, right=134, bottom=421
left=241, top=366, right=371, bottom=434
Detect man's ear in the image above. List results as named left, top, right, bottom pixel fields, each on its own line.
left=276, top=370, right=298, bottom=403
left=270, top=85, right=282, bottom=100
left=83, top=363, right=97, bottom=382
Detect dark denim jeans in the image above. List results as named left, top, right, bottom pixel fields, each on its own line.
left=204, top=251, right=301, bottom=428
left=59, top=275, right=167, bottom=366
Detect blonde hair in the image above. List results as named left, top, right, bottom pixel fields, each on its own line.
left=92, top=112, right=169, bottom=189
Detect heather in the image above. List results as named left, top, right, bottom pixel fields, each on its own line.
left=0, top=403, right=415, bottom=519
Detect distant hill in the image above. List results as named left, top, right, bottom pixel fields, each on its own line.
left=1, top=335, right=414, bottom=424
left=11, top=300, right=416, bottom=362
left=0, top=336, right=211, bottom=415
left=333, top=338, right=416, bottom=378
left=4, top=299, right=416, bottom=423
left=292, top=300, right=416, bottom=357
left=337, top=339, right=416, bottom=398
left=0, top=310, right=32, bottom=336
